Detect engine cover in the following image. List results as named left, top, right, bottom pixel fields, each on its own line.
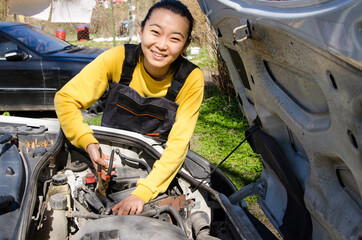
left=72, top=215, right=188, bottom=240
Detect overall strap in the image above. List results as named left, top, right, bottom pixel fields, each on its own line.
left=165, top=57, right=198, bottom=102
left=120, top=44, right=141, bottom=85
left=120, top=44, right=197, bottom=101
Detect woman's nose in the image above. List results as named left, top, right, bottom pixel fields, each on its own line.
left=156, top=37, right=167, bottom=50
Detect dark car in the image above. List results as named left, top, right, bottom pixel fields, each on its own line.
left=0, top=22, right=104, bottom=111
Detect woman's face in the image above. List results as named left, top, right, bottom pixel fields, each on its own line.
left=139, top=8, right=190, bottom=80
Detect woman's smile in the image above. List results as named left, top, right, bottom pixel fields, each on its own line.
left=151, top=50, right=167, bottom=59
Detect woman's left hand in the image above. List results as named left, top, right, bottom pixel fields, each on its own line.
left=112, top=195, right=145, bottom=215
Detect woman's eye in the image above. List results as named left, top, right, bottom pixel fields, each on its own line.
left=171, top=37, right=180, bottom=42
left=151, top=30, right=159, bottom=35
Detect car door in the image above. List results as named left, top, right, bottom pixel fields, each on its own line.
left=197, top=0, right=362, bottom=239
left=40, top=54, right=89, bottom=109
left=0, top=33, right=45, bottom=111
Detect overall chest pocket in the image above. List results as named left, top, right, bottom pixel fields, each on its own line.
left=102, top=83, right=178, bottom=139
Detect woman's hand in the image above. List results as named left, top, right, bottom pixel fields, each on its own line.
left=112, top=195, right=145, bottom=215
left=86, top=143, right=116, bottom=180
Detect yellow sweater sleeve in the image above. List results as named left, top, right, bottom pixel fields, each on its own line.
left=54, top=46, right=125, bottom=149
left=132, top=68, right=204, bottom=202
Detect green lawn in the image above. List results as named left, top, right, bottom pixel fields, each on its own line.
left=191, top=86, right=262, bottom=190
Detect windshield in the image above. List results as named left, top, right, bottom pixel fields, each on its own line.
left=2, top=24, right=72, bottom=54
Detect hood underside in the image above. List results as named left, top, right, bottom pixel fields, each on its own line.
left=197, top=0, right=362, bottom=239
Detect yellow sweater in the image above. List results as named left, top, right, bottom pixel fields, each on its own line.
left=54, top=45, right=204, bottom=202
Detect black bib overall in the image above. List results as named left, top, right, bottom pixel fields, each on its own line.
left=101, top=44, right=197, bottom=140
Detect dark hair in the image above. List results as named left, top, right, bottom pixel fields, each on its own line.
left=141, top=0, right=194, bottom=43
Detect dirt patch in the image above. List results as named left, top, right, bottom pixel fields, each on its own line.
left=248, top=202, right=283, bottom=239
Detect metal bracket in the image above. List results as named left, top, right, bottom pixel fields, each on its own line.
left=233, top=23, right=252, bottom=44
left=228, top=178, right=267, bottom=205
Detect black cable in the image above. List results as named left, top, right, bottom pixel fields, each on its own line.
left=191, top=126, right=259, bottom=192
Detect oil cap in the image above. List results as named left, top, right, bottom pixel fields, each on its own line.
left=85, top=173, right=96, bottom=184
left=52, top=174, right=68, bottom=186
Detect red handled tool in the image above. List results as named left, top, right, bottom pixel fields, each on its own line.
left=97, top=148, right=114, bottom=197
left=102, top=149, right=114, bottom=191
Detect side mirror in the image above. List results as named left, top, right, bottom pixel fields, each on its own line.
left=5, top=50, right=29, bottom=61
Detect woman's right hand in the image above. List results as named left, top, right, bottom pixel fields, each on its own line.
left=86, top=143, right=116, bottom=179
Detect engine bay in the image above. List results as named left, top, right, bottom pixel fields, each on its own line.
left=31, top=142, right=212, bottom=240
left=1, top=118, right=260, bottom=240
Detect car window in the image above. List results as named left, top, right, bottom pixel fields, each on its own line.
left=0, top=36, right=18, bottom=59
left=1, top=24, right=71, bottom=54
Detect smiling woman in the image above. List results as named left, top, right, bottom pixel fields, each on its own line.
left=54, top=0, right=205, bottom=216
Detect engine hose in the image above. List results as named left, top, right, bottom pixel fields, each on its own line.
left=84, top=192, right=104, bottom=213
left=196, top=229, right=221, bottom=240
left=68, top=211, right=110, bottom=219
left=190, top=211, right=220, bottom=240
left=96, top=192, right=112, bottom=215
left=140, top=205, right=187, bottom=236
left=84, top=190, right=112, bottom=215
left=116, top=150, right=151, bottom=173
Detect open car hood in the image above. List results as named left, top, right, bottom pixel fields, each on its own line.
left=197, top=0, right=361, bottom=239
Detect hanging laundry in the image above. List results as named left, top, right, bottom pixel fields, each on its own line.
left=8, top=0, right=51, bottom=21
left=51, top=0, right=96, bottom=23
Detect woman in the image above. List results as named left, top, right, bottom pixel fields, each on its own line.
left=54, top=0, right=204, bottom=216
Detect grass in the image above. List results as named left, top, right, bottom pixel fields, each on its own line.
left=186, top=47, right=217, bottom=69
left=191, top=86, right=262, bottom=190
left=85, top=114, right=102, bottom=126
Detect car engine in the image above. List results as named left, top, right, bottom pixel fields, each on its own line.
left=31, top=143, right=213, bottom=240
left=1, top=118, right=262, bottom=240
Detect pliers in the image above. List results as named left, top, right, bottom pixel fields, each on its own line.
left=97, top=148, right=114, bottom=197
